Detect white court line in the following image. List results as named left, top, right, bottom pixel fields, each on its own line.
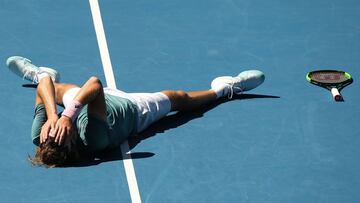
left=89, top=0, right=142, bottom=202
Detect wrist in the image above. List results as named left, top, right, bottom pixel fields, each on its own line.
left=61, top=115, right=72, bottom=121
left=47, top=113, right=59, bottom=120
left=61, top=100, right=83, bottom=122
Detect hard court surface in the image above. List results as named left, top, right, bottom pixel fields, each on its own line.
left=0, top=0, right=359, bottom=202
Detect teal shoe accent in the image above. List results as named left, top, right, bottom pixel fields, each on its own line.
left=235, top=70, right=265, bottom=92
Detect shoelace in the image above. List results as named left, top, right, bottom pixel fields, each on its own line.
left=21, top=58, right=39, bottom=83
left=227, top=81, right=243, bottom=99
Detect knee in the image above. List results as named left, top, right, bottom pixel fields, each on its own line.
left=89, top=76, right=101, bottom=84
left=175, top=91, right=189, bottom=101
left=88, top=76, right=103, bottom=89
left=163, top=90, right=191, bottom=111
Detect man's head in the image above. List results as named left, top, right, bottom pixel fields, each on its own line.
left=29, top=136, right=79, bottom=167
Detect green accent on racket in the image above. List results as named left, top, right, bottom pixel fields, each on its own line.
left=306, top=70, right=353, bottom=101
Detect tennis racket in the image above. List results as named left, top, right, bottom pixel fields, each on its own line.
left=306, top=70, right=353, bottom=101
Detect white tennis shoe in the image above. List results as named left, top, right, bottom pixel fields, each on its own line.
left=211, top=70, right=265, bottom=98
left=6, top=56, right=60, bottom=83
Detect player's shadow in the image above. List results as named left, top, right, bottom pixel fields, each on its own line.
left=71, top=93, right=279, bottom=167
left=128, top=93, right=279, bottom=149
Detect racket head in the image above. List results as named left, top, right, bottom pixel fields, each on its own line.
left=306, top=70, right=353, bottom=91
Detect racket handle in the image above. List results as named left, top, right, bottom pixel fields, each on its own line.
left=331, top=88, right=342, bottom=101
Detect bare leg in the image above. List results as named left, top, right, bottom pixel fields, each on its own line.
left=162, top=89, right=217, bottom=112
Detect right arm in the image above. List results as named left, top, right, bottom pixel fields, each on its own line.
left=37, top=76, right=59, bottom=143
left=54, top=76, right=107, bottom=145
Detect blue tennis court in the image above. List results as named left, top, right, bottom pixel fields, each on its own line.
left=0, top=0, right=359, bottom=202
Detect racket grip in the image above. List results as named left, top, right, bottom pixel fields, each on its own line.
left=331, top=88, right=342, bottom=101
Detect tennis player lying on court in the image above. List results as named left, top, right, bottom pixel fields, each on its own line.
left=6, top=56, right=265, bottom=167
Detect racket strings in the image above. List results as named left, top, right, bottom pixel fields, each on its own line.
left=311, top=72, right=347, bottom=83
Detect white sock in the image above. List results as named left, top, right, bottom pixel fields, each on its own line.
left=37, top=72, right=51, bottom=82
left=212, top=83, right=230, bottom=98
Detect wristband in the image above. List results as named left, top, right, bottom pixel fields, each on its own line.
left=61, top=100, right=83, bottom=121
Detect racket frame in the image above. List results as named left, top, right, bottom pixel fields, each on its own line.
left=306, top=70, right=353, bottom=101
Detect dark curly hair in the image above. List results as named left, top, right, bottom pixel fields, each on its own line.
left=29, top=136, right=80, bottom=168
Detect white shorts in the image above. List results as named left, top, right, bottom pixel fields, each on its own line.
left=63, top=87, right=172, bottom=133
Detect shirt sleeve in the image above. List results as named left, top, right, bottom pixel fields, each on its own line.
left=31, top=104, right=47, bottom=146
